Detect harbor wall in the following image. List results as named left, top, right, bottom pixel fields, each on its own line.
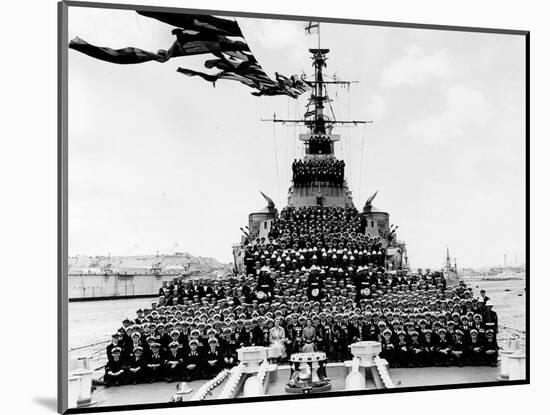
left=68, top=254, right=232, bottom=300
left=68, top=274, right=180, bottom=300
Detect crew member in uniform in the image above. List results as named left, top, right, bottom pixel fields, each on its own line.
left=221, top=327, right=238, bottom=368
left=380, top=329, right=396, bottom=367
left=466, top=329, right=483, bottom=365
left=421, top=329, right=436, bottom=366
left=255, top=267, right=274, bottom=303
left=182, top=339, right=203, bottom=381
left=106, top=333, right=122, bottom=362
left=145, top=342, right=164, bottom=383
left=204, top=337, right=223, bottom=378
left=104, top=347, right=127, bottom=387
left=482, top=329, right=499, bottom=366
left=482, top=301, right=499, bottom=335
left=126, top=346, right=147, bottom=384
left=450, top=330, right=466, bottom=367
left=307, top=268, right=324, bottom=301
left=408, top=331, right=423, bottom=367
left=164, top=341, right=183, bottom=382
left=434, top=328, right=452, bottom=366
left=353, top=267, right=372, bottom=303
left=395, top=330, right=409, bottom=367
left=238, top=320, right=257, bottom=347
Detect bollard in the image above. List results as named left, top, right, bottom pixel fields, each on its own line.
left=508, top=352, right=526, bottom=381
left=68, top=376, right=81, bottom=408
left=72, top=368, right=93, bottom=406
left=499, top=350, right=515, bottom=380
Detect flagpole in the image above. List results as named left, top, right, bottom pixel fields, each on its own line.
left=318, top=21, right=321, bottom=49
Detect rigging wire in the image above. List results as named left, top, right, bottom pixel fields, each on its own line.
left=284, top=97, right=291, bottom=187
left=325, top=85, right=337, bottom=125
left=272, top=120, right=281, bottom=202
left=358, top=123, right=367, bottom=202
left=345, top=85, right=351, bottom=188
left=293, top=98, right=298, bottom=161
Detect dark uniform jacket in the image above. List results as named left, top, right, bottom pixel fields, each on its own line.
left=183, top=350, right=202, bottom=369
left=105, top=357, right=126, bottom=375
left=128, top=355, right=147, bottom=371
left=238, top=329, right=257, bottom=347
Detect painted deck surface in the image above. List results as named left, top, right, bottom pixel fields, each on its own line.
left=89, top=365, right=501, bottom=408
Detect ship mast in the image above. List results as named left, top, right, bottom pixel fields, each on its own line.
left=261, top=22, right=373, bottom=210
left=262, top=23, right=371, bottom=153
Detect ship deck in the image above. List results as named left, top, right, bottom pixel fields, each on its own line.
left=89, top=364, right=501, bottom=408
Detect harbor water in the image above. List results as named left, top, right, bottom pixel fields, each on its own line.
left=69, top=297, right=154, bottom=350
left=464, top=276, right=526, bottom=336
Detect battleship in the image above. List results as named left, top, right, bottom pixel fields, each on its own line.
left=66, top=15, right=527, bottom=411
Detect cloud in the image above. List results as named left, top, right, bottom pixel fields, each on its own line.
left=364, top=94, right=387, bottom=120
left=382, top=44, right=453, bottom=87
left=407, top=85, right=490, bottom=145
left=238, top=18, right=310, bottom=73
left=254, top=20, right=305, bottom=49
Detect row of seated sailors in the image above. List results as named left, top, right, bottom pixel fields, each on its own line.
left=104, top=337, right=233, bottom=386
left=245, top=256, right=387, bottom=276
left=245, top=242, right=386, bottom=260
left=157, top=270, right=448, bottom=308
left=151, top=294, right=496, bottom=334
left=379, top=328, right=499, bottom=367
left=292, top=158, right=345, bottom=185
left=245, top=241, right=386, bottom=265
left=279, top=205, right=357, bottom=221
left=125, top=305, right=497, bottom=340
left=267, top=223, right=364, bottom=240
left=248, top=242, right=386, bottom=264
left=272, top=206, right=379, bottom=239
left=117, top=305, right=498, bottom=354
left=274, top=206, right=360, bottom=223
left=106, top=322, right=498, bottom=384
left=267, top=227, right=367, bottom=241
left=149, top=277, right=492, bottom=330
left=267, top=207, right=365, bottom=235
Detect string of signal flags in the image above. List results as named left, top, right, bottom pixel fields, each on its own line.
left=69, top=10, right=323, bottom=98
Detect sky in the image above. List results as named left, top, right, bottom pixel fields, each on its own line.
left=67, top=6, right=526, bottom=268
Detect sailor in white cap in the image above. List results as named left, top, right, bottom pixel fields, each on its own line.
left=164, top=341, right=183, bottom=382
left=146, top=342, right=164, bottom=383
left=104, top=347, right=127, bottom=387
left=127, top=346, right=147, bottom=384
left=182, top=339, right=203, bottom=381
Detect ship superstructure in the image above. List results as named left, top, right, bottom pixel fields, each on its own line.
left=234, top=46, right=408, bottom=273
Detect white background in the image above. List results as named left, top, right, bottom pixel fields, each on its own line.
left=0, top=0, right=545, bottom=414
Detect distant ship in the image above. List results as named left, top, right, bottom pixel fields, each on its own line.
left=443, top=247, right=460, bottom=286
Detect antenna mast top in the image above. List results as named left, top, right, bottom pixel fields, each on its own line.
left=262, top=23, right=371, bottom=156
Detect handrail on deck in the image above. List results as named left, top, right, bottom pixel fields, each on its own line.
left=69, top=339, right=110, bottom=352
